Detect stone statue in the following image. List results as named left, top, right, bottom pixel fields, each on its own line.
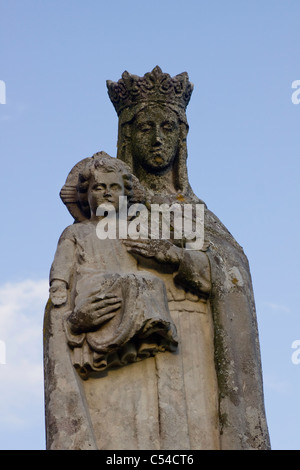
left=50, top=155, right=178, bottom=378
left=44, top=67, right=270, bottom=450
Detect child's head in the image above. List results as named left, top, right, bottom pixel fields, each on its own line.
left=77, top=153, right=145, bottom=219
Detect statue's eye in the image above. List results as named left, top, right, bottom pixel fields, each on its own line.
left=162, top=122, right=175, bottom=131
left=92, top=184, right=105, bottom=191
left=110, top=184, right=122, bottom=191
left=138, top=123, right=152, bottom=132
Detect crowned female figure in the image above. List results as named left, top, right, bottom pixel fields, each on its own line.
left=44, top=68, right=270, bottom=451
left=106, top=66, right=270, bottom=450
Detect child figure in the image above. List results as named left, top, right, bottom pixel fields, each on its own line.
left=49, top=153, right=178, bottom=378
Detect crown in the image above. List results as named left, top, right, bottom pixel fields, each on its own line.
left=107, top=66, right=194, bottom=116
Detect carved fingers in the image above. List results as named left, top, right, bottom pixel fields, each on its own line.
left=123, top=238, right=182, bottom=266
left=69, top=294, right=122, bottom=333
left=123, top=239, right=157, bottom=258
left=91, top=294, right=122, bottom=318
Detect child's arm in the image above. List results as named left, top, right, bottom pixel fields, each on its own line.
left=49, top=226, right=76, bottom=306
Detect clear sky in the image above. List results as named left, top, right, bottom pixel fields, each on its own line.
left=0, top=0, right=299, bottom=450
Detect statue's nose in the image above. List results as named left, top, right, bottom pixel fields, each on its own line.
left=153, top=125, right=163, bottom=144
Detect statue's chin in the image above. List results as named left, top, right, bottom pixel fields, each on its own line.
left=141, top=158, right=173, bottom=175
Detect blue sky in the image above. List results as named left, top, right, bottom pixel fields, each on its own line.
left=0, top=0, right=299, bottom=450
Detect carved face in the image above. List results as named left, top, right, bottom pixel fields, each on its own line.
left=131, top=105, right=180, bottom=173
left=87, top=170, right=124, bottom=216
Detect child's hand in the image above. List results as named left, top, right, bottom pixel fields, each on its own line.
left=50, top=279, right=68, bottom=306
left=68, top=294, right=122, bottom=333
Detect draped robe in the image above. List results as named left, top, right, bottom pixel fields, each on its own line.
left=44, top=156, right=270, bottom=450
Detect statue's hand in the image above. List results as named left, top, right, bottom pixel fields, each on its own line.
left=50, top=279, right=68, bottom=306
left=68, top=294, right=122, bottom=334
left=123, top=238, right=183, bottom=267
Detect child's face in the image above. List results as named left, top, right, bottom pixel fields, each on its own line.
left=87, top=170, right=124, bottom=215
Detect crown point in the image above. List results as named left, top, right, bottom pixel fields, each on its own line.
left=121, top=70, right=130, bottom=80
left=152, top=65, right=163, bottom=74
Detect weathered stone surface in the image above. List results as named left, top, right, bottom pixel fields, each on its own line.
left=44, top=67, right=270, bottom=450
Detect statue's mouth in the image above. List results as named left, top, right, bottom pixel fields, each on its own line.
left=153, top=155, right=164, bottom=164
left=150, top=149, right=164, bottom=162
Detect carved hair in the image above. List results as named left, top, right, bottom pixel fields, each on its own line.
left=77, top=155, right=132, bottom=194
left=76, top=153, right=146, bottom=219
